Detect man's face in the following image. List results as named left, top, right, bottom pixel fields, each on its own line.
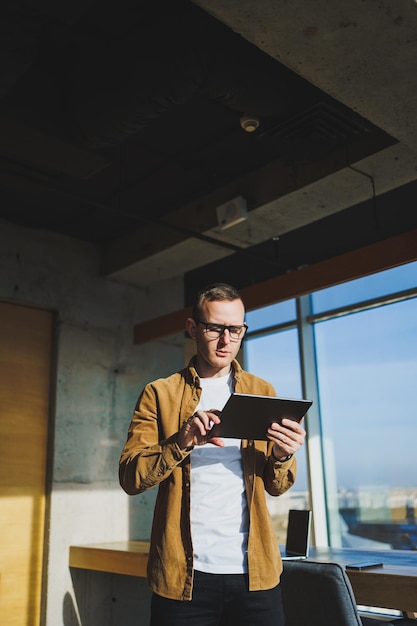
left=186, top=298, right=246, bottom=378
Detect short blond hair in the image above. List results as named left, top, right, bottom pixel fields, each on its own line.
left=192, top=283, right=244, bottom=320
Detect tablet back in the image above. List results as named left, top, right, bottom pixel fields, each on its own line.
left=211, top=393, right=312, bottom=440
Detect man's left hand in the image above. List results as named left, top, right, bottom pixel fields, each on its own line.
left=267, top=418, right=306, bottom=461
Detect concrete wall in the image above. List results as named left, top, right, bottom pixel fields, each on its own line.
left=0, top=219, right=185, bottom=625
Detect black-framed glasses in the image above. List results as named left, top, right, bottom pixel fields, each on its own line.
left=196, top=319, right=248, bottom=341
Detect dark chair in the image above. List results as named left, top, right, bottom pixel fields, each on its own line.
left=280, top=559, right=415, bottom=626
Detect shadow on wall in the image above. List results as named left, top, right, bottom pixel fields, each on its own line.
left=129, top=488, right=158, bottom=540
left=68, top=567, right=152, bottom=626
left=63, top=591, right=81, bottom=626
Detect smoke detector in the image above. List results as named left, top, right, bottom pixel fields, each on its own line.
left=240, top=115, right=260, bottom=132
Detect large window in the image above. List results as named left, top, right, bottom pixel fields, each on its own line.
left=244, top=260, right=417, bottom=551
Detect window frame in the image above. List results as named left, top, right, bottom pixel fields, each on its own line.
left=244, top=263, right=417, bottom=548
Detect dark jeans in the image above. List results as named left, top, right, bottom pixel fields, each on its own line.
left=150, top=570, right=285, bottom=626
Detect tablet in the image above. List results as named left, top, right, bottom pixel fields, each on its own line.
left=210, top=393, right=312, bottom=440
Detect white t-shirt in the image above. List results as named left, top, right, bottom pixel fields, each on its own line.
left=190, top=372, right=249, bottom=573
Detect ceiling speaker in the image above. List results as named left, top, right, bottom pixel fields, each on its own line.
left=216, top=196, right=248, bottom=230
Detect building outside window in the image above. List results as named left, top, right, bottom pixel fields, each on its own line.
left=244, top=260, right=417, bottom=551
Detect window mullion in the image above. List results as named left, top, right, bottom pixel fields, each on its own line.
left=297, top=294, right=329, bottom=546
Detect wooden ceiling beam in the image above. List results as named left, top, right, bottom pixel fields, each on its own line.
left=133, top=228, right=417, bottom=344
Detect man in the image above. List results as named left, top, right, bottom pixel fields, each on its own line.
left=119, top=282, right=306, bottom=626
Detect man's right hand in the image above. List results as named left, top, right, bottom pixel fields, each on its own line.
left=178, top=409, right=224, bottom=449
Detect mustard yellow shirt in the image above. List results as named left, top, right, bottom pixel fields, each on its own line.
left=119, top=358, right=296, bottom=600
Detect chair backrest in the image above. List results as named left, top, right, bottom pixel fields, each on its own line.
left=280, top=560, right=363, bottom=626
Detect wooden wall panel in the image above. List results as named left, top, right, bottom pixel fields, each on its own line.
left=0, top=302, right=53, bottom=626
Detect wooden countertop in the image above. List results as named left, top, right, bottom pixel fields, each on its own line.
left=69, top=541, right=417, bottom=615
left=69, top=541, right=150, bottom=577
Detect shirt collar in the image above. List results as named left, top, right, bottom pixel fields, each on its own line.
left=186, top=356, right=242, bottom=386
